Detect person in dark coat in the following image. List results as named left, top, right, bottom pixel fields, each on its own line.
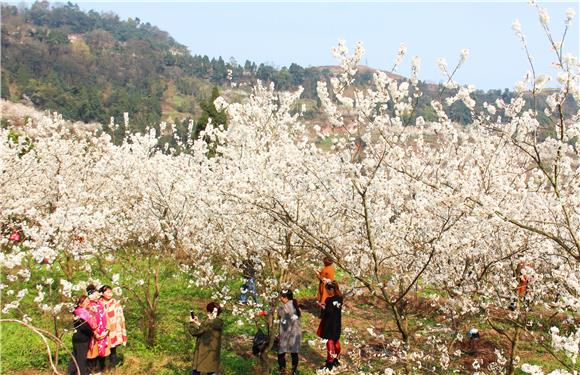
left=68, top=295, right=96, bottom=375
left=317, top=281, right=343, bottom=371
left=188, top=302, right=224, bottom=375
left=277, top=289, right=302, bottom=375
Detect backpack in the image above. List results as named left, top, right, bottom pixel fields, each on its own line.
left=252, top=329, right=268, bottom=356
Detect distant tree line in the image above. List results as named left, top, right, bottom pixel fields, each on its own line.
left=1, top=1, right=573, bottom=135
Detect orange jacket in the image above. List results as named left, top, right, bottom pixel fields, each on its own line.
left=316, top=264, right=335, bottom=303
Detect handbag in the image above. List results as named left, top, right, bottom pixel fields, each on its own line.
left=87, top=339, right=99, bottom=359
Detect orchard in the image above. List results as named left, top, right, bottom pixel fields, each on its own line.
left=1, top=3, right=578, bottom=375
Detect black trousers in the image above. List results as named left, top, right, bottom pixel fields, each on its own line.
left=278, top=352, right=298, bottom=371
left=88, top=356, right=105, bottom=372
left=68, top=341, right=89, bottom=375
left=109, top=346, right=118, bottom=368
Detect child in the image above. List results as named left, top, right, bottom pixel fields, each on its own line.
left=239, top=258, right=258, bottom=304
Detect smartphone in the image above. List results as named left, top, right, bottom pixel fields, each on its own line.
left=190, top=310, right=195, bottom=319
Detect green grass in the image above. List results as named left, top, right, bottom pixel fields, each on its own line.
left=2, top=257, right=578, bottom=375
left=1, top=323, right=59, bottom=371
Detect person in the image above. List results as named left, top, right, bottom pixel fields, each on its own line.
left=188, top=302, right=224, bottom=375
left=100, top=285, right=127, bottom=369
left=68, top=295, right=96, bottom=375
left=316, top=257, right=335, bottom=308
left=317, top=281, right=343, bottom=371
left=239, top=258, right=258, bottom=304
left=515, top=261, right=530, bottom=298
left=86, top=284, right=109, bottom=375
left=277, top=289, right=302, bottom=375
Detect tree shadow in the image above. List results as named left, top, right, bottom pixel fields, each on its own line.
left=299, top=345, right=327, bottom=371
left=299, top=298, right=321, bottom=318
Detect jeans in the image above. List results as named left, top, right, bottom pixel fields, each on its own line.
left=88, top=356, right=105, bottom=372
left=239, top=277, right=257, bottom=303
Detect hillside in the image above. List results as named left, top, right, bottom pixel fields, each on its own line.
left=1, top=1, right=576, bottom=134
left=1, top=2, right=193, bottom=132
left=0, top=2, right=330, bottom=130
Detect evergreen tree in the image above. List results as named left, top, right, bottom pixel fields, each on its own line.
left=195, top=86, right=227, bottom=139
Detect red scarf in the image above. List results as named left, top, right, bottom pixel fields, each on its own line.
left=74, top=307, right=96, bottom=330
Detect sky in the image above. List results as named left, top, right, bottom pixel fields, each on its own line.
left=13, top=1, right=580, bottom=90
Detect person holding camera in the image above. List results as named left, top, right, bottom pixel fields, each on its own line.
left=188, top=302, right=224, bottom=375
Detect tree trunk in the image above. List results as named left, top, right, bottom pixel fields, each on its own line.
left=506, top=326, right=520, bottom=375
left=391, top=304, right=414, bottom=374
left=144, top=263, right=161, bottom=347
left=256, top=307, right=275, bottom=375
left=391, top=304, right=409, bottom=343
left=144, top=308, right=157, bottom=347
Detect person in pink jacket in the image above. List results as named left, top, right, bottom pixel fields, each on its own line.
left=86, top=284, right=109, bottom=375
left=68, top=295, right=97, bottom=375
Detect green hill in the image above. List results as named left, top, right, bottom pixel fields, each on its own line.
left=1, top=1, right=575, bottom=134
left=0, top=1, right=327, bottom=131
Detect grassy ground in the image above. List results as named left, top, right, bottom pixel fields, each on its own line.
left=0, top=261, right=576, bottom=374
left=0, top=301, right=325, bottom=374
left=2, top=301, right=573, bottom=374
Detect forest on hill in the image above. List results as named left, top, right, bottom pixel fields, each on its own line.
left=4, top=1, right=573, bottom=137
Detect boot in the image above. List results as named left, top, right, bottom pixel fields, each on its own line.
left=319, top=362, right=333, bottom=371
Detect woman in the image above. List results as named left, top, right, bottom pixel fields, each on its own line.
left=317, top=281, right=343, bottom=371
left=515, top=261, right=531, bottom=298
left=86, top=284, right=109, bottom=375
left=277, top=289, right=302, bottom=375
left=316, top=257, right=335, bottom=308
left=100, top=285, right=127, bottom=368
left=188, top=302, right=224, bottom=375
left=68, top=295, right=96, bottom=375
